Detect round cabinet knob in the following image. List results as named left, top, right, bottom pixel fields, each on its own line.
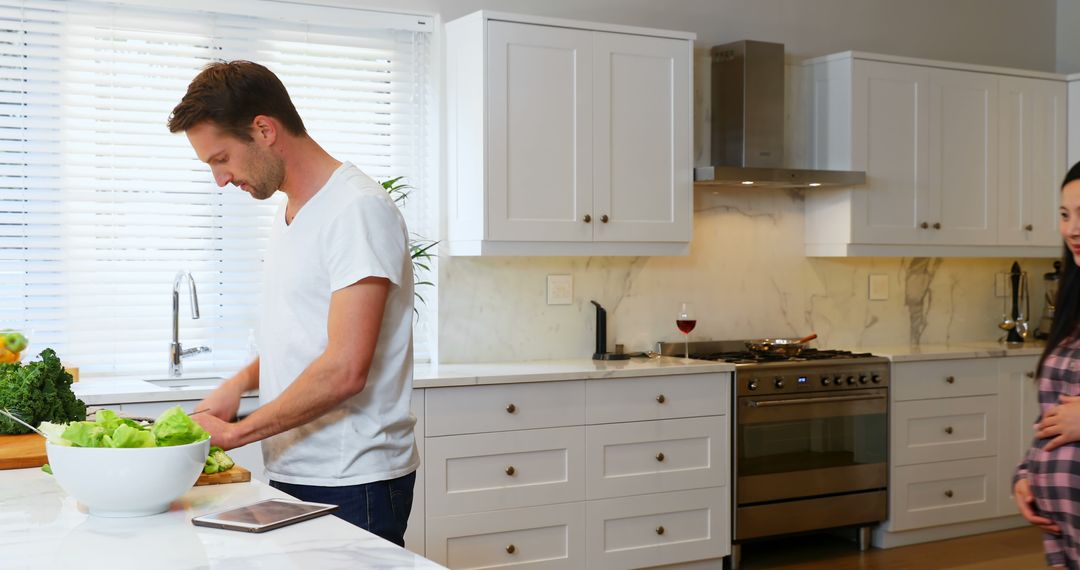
left=505, top=466, right=516, bottom=476
left=858, top=375, right=868, bottom=384
left=655, top=526, right=665, bottom=535
left=506, top=544, right=517, bottom=554
left=1026, top=371, right=1035, bottom=379
left=933, top=222, right=941, bottom=229
left=601, top=214, right=609, bottom=223
left=748, top=379, right=759, bottom=391
left=774, top=377, right=784, bottom=389
left=920, top=222, right=929, bottom=229
left=656, top=394, right=666, bottom=404
left=945, top=376, right=956, bottom=384
left=871, top=374, right=882, bottom=384
left=506, top=403, right=517, bottom=414
left=944, top=490, right=954, bottom=498
left=583, top=214, right=592, bottom=223
left=821, top=375, right=831, bottom=386
left=656, top=452, right=665, bottom=462
left=1025, top=224, right=1034, bottom=231
left=945, top=426, right=954, bottom=435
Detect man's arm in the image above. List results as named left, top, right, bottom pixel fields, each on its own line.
left=197, top=357, right=259, bottom=422
left=194, top=276, right=390, bottom=450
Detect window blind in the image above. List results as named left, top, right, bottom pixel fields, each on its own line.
left=0, top=0, right=436, bottom=377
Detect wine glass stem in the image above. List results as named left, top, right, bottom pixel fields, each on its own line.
left=684, top=334, right=689, bottom=359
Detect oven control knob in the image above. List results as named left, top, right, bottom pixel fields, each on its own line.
left=833, top=375, right=843, bottom=388
left=821, top=375, right=831, bottom=386
left=871, top=374, right=882, bottom=383
left=846, top=376, right=856, bottom=385
left=859, top=375, right=868, bottom=384
left=747, top=379, right=759, bottom=391
left=774, top=377, right=784, bottom=389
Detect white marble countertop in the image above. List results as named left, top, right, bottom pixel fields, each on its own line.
left=0, top=467, right=444, bottom=570
left=853, top=340, right=1045, bottom=362
left=73, top=356, right=735, bottom=405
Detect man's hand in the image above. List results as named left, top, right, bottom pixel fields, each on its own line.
left=1037, top=395, right=1080, bottom=452
left=193, top=412, right=240, bottom=451
left=1013, top=478, right=1060, bottom=534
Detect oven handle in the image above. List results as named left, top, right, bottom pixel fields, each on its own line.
left=746, top=393, right=887, bottom=407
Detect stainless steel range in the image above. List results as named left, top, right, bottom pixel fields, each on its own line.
left=658, top=340, right=890, bottom=569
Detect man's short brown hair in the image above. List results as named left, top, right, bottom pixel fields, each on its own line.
left=168, top=60, right=306, bottom=140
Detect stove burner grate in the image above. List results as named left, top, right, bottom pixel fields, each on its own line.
left=689, top=348, right=875, bottom=364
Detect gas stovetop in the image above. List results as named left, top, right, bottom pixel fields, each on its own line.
left=659, top=340, right=882, bottom=364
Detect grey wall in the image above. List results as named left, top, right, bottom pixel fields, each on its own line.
left=376, top=0, right=1059, bottom=70
left=1058, top=0, right=1080, bottom=73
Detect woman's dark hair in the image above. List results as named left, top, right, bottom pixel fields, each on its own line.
left=1038, top=161, right=1080, bottom=374
left=167, top=60, right=306, bottom=140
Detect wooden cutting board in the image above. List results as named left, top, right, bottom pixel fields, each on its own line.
left=196, top=465, right=251, bottom=486
left=0, top=433, right=47, bottom=470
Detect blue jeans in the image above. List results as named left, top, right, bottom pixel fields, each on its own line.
left=270, top=471, right=416, bottom=547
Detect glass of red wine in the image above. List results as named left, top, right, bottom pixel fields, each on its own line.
left=676, top=302, right=696, bottom=359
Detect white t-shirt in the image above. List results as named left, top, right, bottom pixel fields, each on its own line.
left=257, top=162, right=418, bottom=486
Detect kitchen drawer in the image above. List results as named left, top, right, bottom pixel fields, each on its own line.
left=892, top=395, right=999, bottom=466
left=585, top=416, right=727, bottom=500
left=426, top=381, right=585, bottom=436
left=425, top=427, right=585, bottom=516
left=585, top=487, right=730, bottom=569
left=891, top=359, right=999, bottom=401
left=890, top=457, right=998, bottom=531
left=426, top=502, right=586, bottom=570
left=586, top=373, right=729, bottom=424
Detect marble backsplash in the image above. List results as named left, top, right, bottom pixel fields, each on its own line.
left=436, top=187, right=1058, bottom=363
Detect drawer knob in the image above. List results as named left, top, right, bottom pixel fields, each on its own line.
left=944, top=426, right=953, bottom=435
left=505, top=466, right=516, bottom=476
left=656, top=394, right=666, bottom=404
left=506, top=544, right=516, bottom=554
left=1026, top=371, right=1036, bottom=379
left=506, top=403, right=517, bottom=414
left=583, top=214, right=592, bottom=223
left=601, top=214, right=609, bottom=223
left=945, top=376, right=955, bottom=384
left=656, top=452, right=665, bottom=462
left=944, top=489, right=954, bottom=498
left=1025, top=224, right=1034, bottom=231
left=656, top=526, right=665, bottom=535
left=933, top=222, right=941, bottom=229
left=920, top=222, right=929, bottom=229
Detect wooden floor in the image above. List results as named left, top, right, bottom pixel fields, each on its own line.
left=736, top=526, right=1049, bottom=569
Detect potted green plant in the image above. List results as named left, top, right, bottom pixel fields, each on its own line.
left=381, top=176, right=437, bottom=313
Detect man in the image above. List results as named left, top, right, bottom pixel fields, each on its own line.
left=167, top=60, right=418, bottom=546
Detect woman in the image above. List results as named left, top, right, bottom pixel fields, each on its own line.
left=1015, top=160, right=1080, bottom=568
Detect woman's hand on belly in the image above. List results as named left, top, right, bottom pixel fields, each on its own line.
left=1037, top=395, right=1080, bottom=452
left=1015, top=478, right=1061, bottom=534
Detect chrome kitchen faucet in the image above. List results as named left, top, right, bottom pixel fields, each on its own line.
left=169, top=270, right=210, bottom=377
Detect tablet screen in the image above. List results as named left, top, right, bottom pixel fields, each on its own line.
left=192, top=499, right=338, bottom=532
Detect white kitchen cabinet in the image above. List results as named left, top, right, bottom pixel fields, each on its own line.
left=405, top=390, right=425, bottom=556
left=420, top=371, right=731, bottom=569
left=446, top=11, right=693, bottom=256
left=803, top=52, right=1065, bottom=257
left=998, top=77, right=1066, bottom=245
left=996, top=355, right=1040, bottom=516
left=1069, top=75, right=1080, bottom=168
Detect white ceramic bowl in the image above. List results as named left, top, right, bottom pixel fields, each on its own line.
left=46, top=439, right=209, bottom=517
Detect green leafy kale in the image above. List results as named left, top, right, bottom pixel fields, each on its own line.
left=0, top=348, right=85, bottom=434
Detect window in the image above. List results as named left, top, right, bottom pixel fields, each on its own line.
left=0, top=0, right=436, bottom=377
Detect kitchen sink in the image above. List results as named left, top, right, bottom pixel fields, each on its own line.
left=142, top=376, right=224, bottom=389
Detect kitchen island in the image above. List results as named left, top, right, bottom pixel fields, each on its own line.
left=0, top=466, right=446, bottom=570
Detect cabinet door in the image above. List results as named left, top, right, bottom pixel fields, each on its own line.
left=928, top=68, right=998, bottom=244
left=997, top=356, right=1040, bottom=516
left=850, top=60, right=929, bottom=244
left=486, top=21, right=593, bottom=242
left=998, top=77, right=1065, bottom=246
left=592, top=32, right=690, bottom=242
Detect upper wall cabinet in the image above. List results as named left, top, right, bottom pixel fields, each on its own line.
left=1070, top=74, right=1080, bottom=169
left=446, top=11, right=694, bottom=256
left=803, top=52, right=1065, bottom=257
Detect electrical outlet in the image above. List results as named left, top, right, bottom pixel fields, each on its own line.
left=547, top=274, right=572, bottom=305
left=868, top=274, right=888, bottom=301
left=995, top=273, right=1007, bottom=297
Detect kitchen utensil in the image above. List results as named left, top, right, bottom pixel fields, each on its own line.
left=998, top=286, right=1016, bottom=331
left=796, top=333, right=818, bottom=344
left=1005, top=262, right=1026, bottom=343
left=745, top=337, right=813, bottom=357
left=0, top=407, right=45, bottom=438
left=195, top=465, right=252, bottom=486
left=1017, top=272, right=1031, bottom=339
left=1036, top=260, right=1062, bottom=340
left=0, top=433, right=47, bottom=469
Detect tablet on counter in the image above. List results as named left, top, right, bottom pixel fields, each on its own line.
left=191, top=498, right=339, bottom=533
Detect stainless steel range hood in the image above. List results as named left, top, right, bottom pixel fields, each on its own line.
left=695, top=40, right=864, bottom=189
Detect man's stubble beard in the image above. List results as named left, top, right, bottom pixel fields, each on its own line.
left=246, top=144, right=286, bottom=201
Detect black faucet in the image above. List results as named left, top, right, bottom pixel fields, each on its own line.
left=591, top=300, right=630, bottom=361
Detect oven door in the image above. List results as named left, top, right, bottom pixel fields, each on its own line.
left=736, top=388, right=888, bottom=505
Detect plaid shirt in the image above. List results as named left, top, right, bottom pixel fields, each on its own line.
left=1017, top=337, right=1080, bottom=569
